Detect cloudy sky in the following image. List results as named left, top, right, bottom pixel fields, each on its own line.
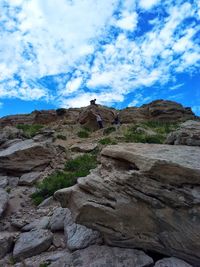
left=0, top=0, right=200, bottom=117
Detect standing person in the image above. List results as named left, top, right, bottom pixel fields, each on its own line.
left=95, top=113, right=103, bottom=129
left=112, top=112, right=120, bottom=129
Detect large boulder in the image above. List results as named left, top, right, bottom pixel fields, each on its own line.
left=13, top=229, right=53, bottom=261
left=50, top=245, right=153, bottom=267
left=166, top=120, right=200, bottom=146
left=0, top=126, right=23, bottom=146
left=78, top=105, right=116, bottom=130
left=55, top=143, right=200, bottom=266
left=120, top=100, right=197, bottom=123
left=0, top=139, right=66, bottom=175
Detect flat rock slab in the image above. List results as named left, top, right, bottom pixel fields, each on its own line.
left=13, top=229, right=53, bottom=261
left=22, top=216, right=50, bottom=231
left=0, top=139, right=59, bottom=174
left=154, top=257, right=193, bottom=267
left=19, top=172, right=41, bottom=186
left=0, top=189, right=9, bottom=217
left=70, top=143, right=97, bottom=152
left=50, top=245, right=153, bottom=267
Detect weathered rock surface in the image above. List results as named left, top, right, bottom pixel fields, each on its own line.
left=0, top=126, right=23, bottom=146
left=22, top=216, right=50, bottom=231
left=64, top=208, right=101, bottom=251
left=0, top=189, right=9, bottom=217
left=13, top=229, right=53, bottom=261
left=154, top=257, right=193, bottom=267
left=55, top=143, right=200, bottom=266
left=50, top=245, right=153, bottom=267
left=0, top=139, right=66, bottom=175
left=0, top=176, right=8, bottom=188
left=0, top=232, right=15, bottom=259
left=70, top=142, right=98, bottom=152
left=120, top=100, right=197, bottom=123
left=166, top=120, right=200, bottom=146
left=79, top=105, right=116, bottom=130
left=19, top=172, right=41, bottom=186
left=49, top=207, right=68, bottom=232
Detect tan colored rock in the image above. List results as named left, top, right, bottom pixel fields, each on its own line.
left=55, top=143, right=200, bottom=266
left=166, top=120, right=200, bottom=146
left=120, top=100, right=197, bottom=123
left=79, top=105, right=116, bottom=130
left=70, top=142, right=97, bottom=152
left=0, top=139, right=66, bottom=175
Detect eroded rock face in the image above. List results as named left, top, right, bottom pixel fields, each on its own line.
left=0, top=232, right=15, bottom=259
left=166, top=120, right=200, bottom=146
left=120, top=100, right=197, bottom=123
left=0, top=139, right=66, bottom=175
left=55, top=143, right=200, bottom=266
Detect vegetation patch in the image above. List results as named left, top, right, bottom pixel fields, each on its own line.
left=16, top=124, right=43, bottom=138
left=103, top=126, right=116, bottom=135
left=31, top=154, right=97, bottom=205
left=141, top=121, right=178, bottom=134
left=77, top=130, right=89, bottom=138
left=99, top=137, right=117, bottom=145
left=124, top=132, right=165, bottom=144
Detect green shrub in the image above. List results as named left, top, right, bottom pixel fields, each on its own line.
left=141, top=121, right=178, bottom=134
left=124, top=132, right=165, bottom=144
left=77, top=130, right=89, bottom=138
left=103, top=126, right=116, bottom=135
left=32, top=154, right=97, bottom=205
left=99, top=137, right=117, bottom=145
left=16, top=124, right=43, bottom=138
left=56, top=134, right=67, bottom=140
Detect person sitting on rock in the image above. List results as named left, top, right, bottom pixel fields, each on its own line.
left=90, top=99, right=97, bottom=105
left=94, top=113, right=103, bottom=129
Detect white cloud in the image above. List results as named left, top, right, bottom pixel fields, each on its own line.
left=139, top=0, right=160, bottom=10
left=0, top=0, right=200, bottom=109
left=169, top=83, right=184, bottom=91
left=192, top=106, right=200, bottom=115
left=115, top=12, right=138, bottom=31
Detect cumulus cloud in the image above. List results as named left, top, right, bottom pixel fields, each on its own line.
left=0, top=0, right=200, bottom=109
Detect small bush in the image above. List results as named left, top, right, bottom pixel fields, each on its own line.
left=141, top=121, right=178, bottom=134
left=99, top=137, right=117, bottom=145
left=16, top=124, right=43, bottom=138
left=56, top=134, right=67, bottom=140
left=77, top=130, right=89, bottom=138
left=31, top=154, right=97, bottom=205
left=124, top=132, right=165, bottom=144
left=103, top=126, right=116, bottom=135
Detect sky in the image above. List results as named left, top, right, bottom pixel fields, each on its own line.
left=0, top=0, right=200, bottom=117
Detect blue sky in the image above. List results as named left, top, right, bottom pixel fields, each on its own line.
left=0, top=0, right=200, bottom=117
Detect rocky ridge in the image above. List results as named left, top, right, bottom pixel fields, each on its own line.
left=0, top=100, right=199, bottom=267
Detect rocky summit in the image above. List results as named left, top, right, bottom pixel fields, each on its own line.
left=0, top=100, right=200, bottom=267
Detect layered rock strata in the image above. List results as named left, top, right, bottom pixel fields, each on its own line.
left=55, top=143, right=200, bottom=266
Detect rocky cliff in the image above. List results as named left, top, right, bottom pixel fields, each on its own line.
left=55, top=143, right=200, bottom=266
left=0, top=100, right=198, bottom=128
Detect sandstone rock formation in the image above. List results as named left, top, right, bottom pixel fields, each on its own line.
left=120, top=100, right=197, bottom=123
left=166, top=120, right=200, bottom=146
left=0, top=189, right=9, bottom=217
left=55, top=143, right=200, bottom=266
left=0, top=232, right=15, bottom=259
left=0, top=139, right=66, bottom=175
